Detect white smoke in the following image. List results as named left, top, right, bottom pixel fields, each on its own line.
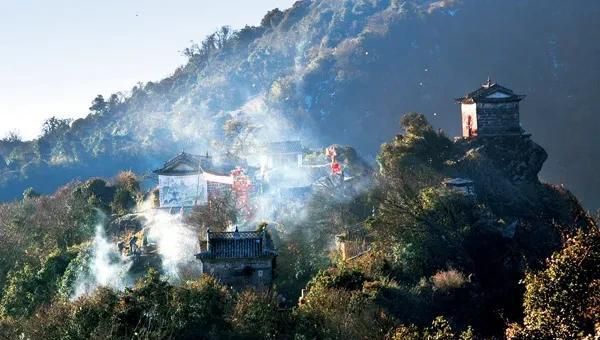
left=142, top=208, right=202, bottom=282
left=71, top=223, right=132, bottom=300
left=70, top=205, right=202, bottom=299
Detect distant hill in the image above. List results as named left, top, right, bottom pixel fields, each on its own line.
left=1, top=0, right=599, bottom=209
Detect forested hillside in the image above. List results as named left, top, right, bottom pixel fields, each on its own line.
left=1, top=0, right=599, bottom=210
left=1, top=1, right=599, bottom=338
left=0, top=113, right=598, bottom=339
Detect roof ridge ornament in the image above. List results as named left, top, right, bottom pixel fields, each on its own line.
left=483, top=76, right=493, bottom=88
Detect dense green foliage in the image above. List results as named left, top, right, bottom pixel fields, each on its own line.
left=0, top=172, right=142, bottom=321
left=507, top=228, right=600, bottom=339
left=0, top=114, right=598, bottom=339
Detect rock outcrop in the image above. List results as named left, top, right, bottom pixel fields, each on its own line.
left=453, top=135, right=592, bottom=234
left=107, top=213, right=146, bottom=235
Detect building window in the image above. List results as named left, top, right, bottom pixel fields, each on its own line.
left=258, top=270, right=263, bottom=277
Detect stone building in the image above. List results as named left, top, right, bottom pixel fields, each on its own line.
left=260, top=141, right=304, bottom=169
left=456, top=79, right=526, bottom=138
left=195, top=227, right=276, bottom=290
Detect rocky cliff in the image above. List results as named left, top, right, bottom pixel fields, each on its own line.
left=453, top=135, right=592, bottom=240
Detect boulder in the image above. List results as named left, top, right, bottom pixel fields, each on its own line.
left=108, top=213, right=146, bottom=235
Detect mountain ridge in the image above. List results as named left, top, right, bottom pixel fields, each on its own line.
left=1, top=0, right=599, bottom=209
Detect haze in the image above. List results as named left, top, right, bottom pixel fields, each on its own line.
left=0, top=0, right=294, bottom=140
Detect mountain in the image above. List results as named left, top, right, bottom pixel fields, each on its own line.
left=1, top=0, right=599, bottom=210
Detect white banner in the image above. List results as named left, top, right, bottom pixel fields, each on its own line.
left=158, top=174, right=207, bottom=208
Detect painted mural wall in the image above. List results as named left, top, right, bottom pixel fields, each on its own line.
left=158, top=174, right=207, bottom=208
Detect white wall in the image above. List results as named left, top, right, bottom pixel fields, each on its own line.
left=461, top=103, right=477, bottom=137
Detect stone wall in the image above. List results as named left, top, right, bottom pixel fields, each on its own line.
left=476, top=102, right=521, bottom=135
left=201, top=257, right=274, bottom=290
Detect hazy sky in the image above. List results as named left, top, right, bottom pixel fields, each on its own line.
left=0, top=0, right=295, bottom=140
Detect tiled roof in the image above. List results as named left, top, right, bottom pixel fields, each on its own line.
left=263, top=141, right=303, bottom=154
left=153, top=151, right=235, bottom=175
left=443, top=177, right=474, bottom=186
left=153, top=151, right=210, bottom=174
left=456, top=81, right=525, bottom=103
left=196, top=228, right=276, bottom=260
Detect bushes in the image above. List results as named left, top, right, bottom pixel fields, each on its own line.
left=229, top=290, right=283, bottom=339
left=3, top=263, right=484, bottom=339
left=170, top=275, right=233, bottom=338
left=75, top=172, right=141, bottom=216
left=12, top=271, right=235, bottom=339
left=110, top=171, right=141, bottom=216
left=506, top=228, right=600, bottom=339
left=9, top=271, right=291, bottom=339
left=22, top=287, right=118, bottom=340
left=293, top=268, right=395, bottom=339
left=0, top=248, right=77, bottom=318
left=75, top=178, right=115, bottom=211
left=0, top=182, right=97, bottom=306
left=0, top=264, right=38, bottom=318
left=430, top=269, right=469, bottom=293
left=184, top=190, right=237, bottom=232
left=0, top=175, right=140, bottom=322
left=294, top=285, right=394, bottom=339
left=389, top=317, right=475, bottom=340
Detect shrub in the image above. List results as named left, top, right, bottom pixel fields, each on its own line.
left=229, top=290, right=284, bottom=339
left=294, top=268, right=395, bottom=339
left=431, top=269, right=469, bottom=293
left=170, top=275, right=232, bottom=338
left=388, top=317, right=475, bottom=340
left=22, top=187, right=40, bottom=200
left=0, top=248, right=77, bottom=318
left=506, top=228, right=600, bottom=339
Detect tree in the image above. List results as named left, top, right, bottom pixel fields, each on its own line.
left=185, top=190, right=237, bottom=233
left=293, top=268, right=396, bottom=339
left=106, top=93, right=124, bottom=113
left=22, top=187, right=40, bottom=200
left=229, top=290, right=284, bottom=339
left=110, top=171, right=141, bottom=215
left=110, top=268, right=173, bottom=338
left=215, top=26, right=232, bottom=49
left=170, top=275, right=232, bottom=338
left=36, top=117, right=61, bottom=159
left=89, top=95, right=107, bottom=115
left=1, top=131, right=22, bottom=144
left=113, top=170, right=140, bottom=193
left=74, top=178, right=116, bottom=212
left=0, top=249, right=77, bottom=319
left=221, top=115, right=259, bottom=161
left=41, top=116, right=71, bottom=138
left=261, top=8, right=284, bottom=28
left=506, top=228, right=600, bottom=339
left=389, top=317, right=475, bottom=340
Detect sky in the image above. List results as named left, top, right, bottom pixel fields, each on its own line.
left=0, top=0, right=296, bottom=140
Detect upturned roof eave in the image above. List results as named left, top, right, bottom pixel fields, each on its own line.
left=456, top=94, right=526, bottom=103
left=153, top=169, right=204, bottom=175
left=195, top=252, right=277, bottom=261
left=457, top=82, right=525, bottom=103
